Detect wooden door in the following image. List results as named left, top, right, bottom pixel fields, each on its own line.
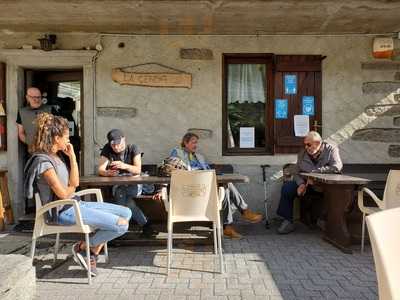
left=274, top=55, right=323, bottom=153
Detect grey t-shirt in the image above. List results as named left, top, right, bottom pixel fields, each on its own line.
left=17, top=105, right=52, bottom=146
left=36, top=155, right=70, bottom=210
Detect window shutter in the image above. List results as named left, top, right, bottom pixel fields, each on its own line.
left=274, top=55, right=323, bottom=154
left=0, top=62, right=6, bottom=150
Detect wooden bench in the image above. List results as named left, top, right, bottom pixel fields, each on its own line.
left=342, top=164, right=400, bottom=198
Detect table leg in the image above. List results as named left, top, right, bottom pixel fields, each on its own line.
left=323, top=184, right=355, bottom=254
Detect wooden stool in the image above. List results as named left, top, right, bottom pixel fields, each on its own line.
left=0, top=169, right=14, bottom=231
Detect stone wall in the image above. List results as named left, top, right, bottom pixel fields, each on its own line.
left=1, top=33, right=400, bottom=216
left=352, top=62, right=400, bottom=158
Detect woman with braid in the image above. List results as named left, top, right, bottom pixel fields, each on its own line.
left=24, top=113, right=131, bottom=277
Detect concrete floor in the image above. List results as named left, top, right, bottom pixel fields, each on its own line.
left=1, top=221, right=378, bottom=300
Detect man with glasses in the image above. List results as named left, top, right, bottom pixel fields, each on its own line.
left=276, top=131, right=342, bottom=234
left=17, top=87, right=52, bottom=146
left=98, top=129, right=156, bottom=237
left=17, top=87, right=53, bottom=215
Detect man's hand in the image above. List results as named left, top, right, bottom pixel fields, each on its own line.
left=307, top=178, right=314, bottom=185
left=297, top=183, right=307, bottom=196
left=152, top=191, right=162, bottom=201
left=105, top=169, right=119, bottom=176
left=110, top=161, right=127, bottom=170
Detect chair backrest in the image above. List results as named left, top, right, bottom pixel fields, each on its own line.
left=169, top=170, right=219, bottom=222
left=382, top=170, right=400, bottom=209
left=366, top=207, right=400, bottom=300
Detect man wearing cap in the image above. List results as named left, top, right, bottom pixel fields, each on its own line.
left=98, top=129, right=156, bottom=237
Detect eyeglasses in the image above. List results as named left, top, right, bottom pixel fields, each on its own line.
left=304, top=143, right=313, bottom=148
left=27, top=95, right=42, bottom=100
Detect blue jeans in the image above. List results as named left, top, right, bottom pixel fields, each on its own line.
left=113, top=184, right=151, bottom=226
left=58, top=201, right=132, bottom=247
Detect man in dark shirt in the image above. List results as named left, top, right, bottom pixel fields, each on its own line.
left=17, top=87, right=52, bottom=147
left=98, top=129, right=155, bottom=237
left=17, top=87, right=53, bottom=214
left=277, top=131, right=343, bottom=234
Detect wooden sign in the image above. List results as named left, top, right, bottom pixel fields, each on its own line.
left=112, top=68, right=192, bottom=88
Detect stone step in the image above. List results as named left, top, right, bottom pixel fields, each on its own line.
left=0, top=254, right=36, bottom=300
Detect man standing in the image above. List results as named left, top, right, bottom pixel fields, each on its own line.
left=17, top=87, right=52, bottom=147
left=98, top=129, right=155, bottom=237
left=276, top=131, right=343, bottom=234
left=17, top=87, right=53, bottom=215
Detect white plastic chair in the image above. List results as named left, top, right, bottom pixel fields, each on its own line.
left=358, top=170, right=400, bottom=253
left=162, top=170, right=225, bottom=274
left=31, top=188, right=109, bottom=284
left=366, top=207, right=400, bottom=300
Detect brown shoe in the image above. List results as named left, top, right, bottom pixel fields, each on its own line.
left=223, top=225, right=243, bottom=239
left=241, top=209, right=263, bottom=223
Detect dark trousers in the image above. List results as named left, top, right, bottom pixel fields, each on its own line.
left=277, top=180, right=298, bottom=222
left=277, top=180, right=325, bottom=223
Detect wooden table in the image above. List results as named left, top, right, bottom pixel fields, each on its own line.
left=301, top=173, right=370, bottom=254
left=80, top=173, right=249, bottom=188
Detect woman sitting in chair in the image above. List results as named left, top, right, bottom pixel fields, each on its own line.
left=25, top=113, right=132, bottom=276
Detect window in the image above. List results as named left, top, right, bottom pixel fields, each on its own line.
left=222, top=54, right=323, bottom=155
left=222, top=54, right=274, bottom=155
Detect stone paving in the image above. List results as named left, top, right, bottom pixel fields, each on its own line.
left=31, top=223, right=378, bottom=300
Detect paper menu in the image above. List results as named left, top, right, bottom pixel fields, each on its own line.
left=239, top=127, right=255, bottom=148
left=294, top=115, right=310, bottom=137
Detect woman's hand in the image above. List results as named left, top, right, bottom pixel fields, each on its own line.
left=63, top=143, right=76, bottom=160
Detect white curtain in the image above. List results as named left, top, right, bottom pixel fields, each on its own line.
left=227, top=64, right=266, bottom=104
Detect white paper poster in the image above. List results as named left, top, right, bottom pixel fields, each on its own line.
left=239, top=127, right=255, bottom=148
left=294, top=115, right=310, bottom=137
